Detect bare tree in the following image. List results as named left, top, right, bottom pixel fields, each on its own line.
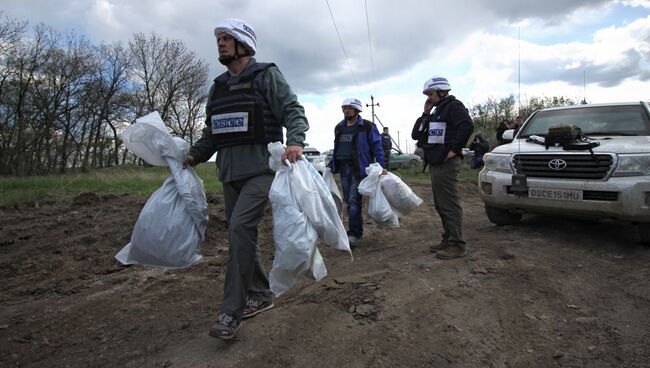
left=0, top=12, right=28, bottom=175
left=0, top=15, right=211, bottom=176
left=79, top=42, right=132, bottom=170
left=128, top=33, right=209, bottom=142
left=0, top=23, right=52, bottom=176
left=470, top=95, right=578, bottom=143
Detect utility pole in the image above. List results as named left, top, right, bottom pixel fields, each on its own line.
left=397, top=131, right=400, bottom=151
left=367, top=95, right=403, bottom=152
left=366, top=95, right=380, bottom=125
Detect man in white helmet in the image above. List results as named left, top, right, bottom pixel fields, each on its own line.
left=327, top=98, right=386, bottom=247
left=184, top=18, right=309, bottom=340
left=411, top=76, right=474, bottom=259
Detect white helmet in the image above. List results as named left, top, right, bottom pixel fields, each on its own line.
left=422, top=76, right=451, bottom=94
left=341, top=98, right=363, bottom=112
left=214, top=18, right=257, bottom=56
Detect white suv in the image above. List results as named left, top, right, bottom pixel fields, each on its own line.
left=478, top=102, right=650, bottom=244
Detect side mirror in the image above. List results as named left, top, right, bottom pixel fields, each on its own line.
left=502, top=129, right=515, bottom=142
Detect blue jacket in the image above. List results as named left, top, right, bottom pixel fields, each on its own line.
left=328, top=116, right=385, bottom=178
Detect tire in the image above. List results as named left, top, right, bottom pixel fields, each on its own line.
left=639, top=224, right=650, bottom=245
left=485, top=205, right=522, bottom=226
left=408, top=160, right=419, bottom=168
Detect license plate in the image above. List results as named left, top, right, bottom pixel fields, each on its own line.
left=528, top=188, right=582, bottom=201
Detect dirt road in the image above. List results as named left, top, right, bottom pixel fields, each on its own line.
left=1, top=181, right=649, bottom=367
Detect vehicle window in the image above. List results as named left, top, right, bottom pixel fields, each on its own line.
left=519, top=105, right=650, bottom=137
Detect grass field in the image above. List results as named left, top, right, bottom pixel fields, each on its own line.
left=0, top=161, right=480, bottom=207
left=0, top=163, right=222, bottom=207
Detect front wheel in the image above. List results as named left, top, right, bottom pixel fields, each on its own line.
left=485, top=205, right=522, bottom=226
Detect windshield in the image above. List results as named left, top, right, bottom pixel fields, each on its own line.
left=518, top=105, right=650, bottom=138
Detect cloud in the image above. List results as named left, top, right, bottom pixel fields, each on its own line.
left=618, top=0, right=650, bottom=8
left=0, top=0, right=630, bottom=94
left=1, top=0, right=648, bottom=152
left=524, top=15, right=650, bottom=87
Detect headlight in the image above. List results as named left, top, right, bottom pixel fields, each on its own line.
left=483, top=153, right=513, bottom=173
left=612, top=154, right=650, bottom=177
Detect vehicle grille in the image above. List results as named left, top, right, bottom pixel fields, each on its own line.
left=513, top=154, right=614, bottom=179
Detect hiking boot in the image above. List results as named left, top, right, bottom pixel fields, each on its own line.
left=242, top=299, right=274, bottom=320
left=429, top=239, right=449, bottom=253
left=208, top=313, right=241, bottom=340
left=436, top=243, right=466, bottom=260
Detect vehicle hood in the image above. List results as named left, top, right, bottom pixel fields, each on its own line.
left=492, top=136, right=650, bottom=154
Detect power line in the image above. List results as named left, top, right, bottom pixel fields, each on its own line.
left=325, top=0, right=359, bottom=89
left=364, top=0, right=376, bottom=91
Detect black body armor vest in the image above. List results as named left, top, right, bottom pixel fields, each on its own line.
left=207, top=62, right=283, bottom=149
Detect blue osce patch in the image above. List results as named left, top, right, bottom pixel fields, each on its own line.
left=215, top=117, right=244, bottom=128
left=428, top=128, right=444, bottom=136
left=427, top=121, right=446, bottom=144
left=211, top=112, right=249, bottom=134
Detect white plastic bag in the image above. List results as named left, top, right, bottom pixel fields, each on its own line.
left=268, top=161, right=326, bottom=296
left=358, top=163, right=399, bottom=228
left=267, top=142, right=351, bottom=295
left=323, top=168, right=343, bottom=216
left=380, top=173, right=423, bottom=216
left=115, top=112, right=208, bottom=269
left=267, top=143, right=326, bottom=295
left=294, top=161, right=350, bottom=251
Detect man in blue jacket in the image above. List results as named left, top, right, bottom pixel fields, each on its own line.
left=327, top=98, right=385, bottom=247
left=411, top=76, right=474, bottom=259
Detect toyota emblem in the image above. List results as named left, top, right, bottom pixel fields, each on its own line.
left=548, top=158, right=567, bottom=170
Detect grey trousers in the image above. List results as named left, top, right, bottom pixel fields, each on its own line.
left=220, top=174, right=274, bottom=317
left=429, top=156, right=465, bottom=248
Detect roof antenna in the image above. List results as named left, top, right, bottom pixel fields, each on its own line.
left=582, top=70, right=587, bottom=104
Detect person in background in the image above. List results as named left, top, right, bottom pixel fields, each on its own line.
left=468, top=133, right=490, bottom=169
left=513, top=115, right=524, bottom=134
left=495, top=119, right=510, bottom=146
left=411, top=76, right=474, bottom=260
left=381, top=127, right=392, bottom=168
left=183, top=18, right=309, bottom=340
left=327, top=98, right=385, bottom=247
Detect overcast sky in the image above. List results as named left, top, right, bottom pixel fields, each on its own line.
left=2, top=0, right=649, bottom=152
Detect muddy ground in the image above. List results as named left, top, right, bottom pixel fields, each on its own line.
left=1, top=177, right=649, bottom=368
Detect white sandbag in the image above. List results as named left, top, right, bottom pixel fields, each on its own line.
left=120, top=111, right=182, bottom=167
left=115, top=111, right=208, bottom=269
left=357, top=163, right=382, bottom=197
left=358, top=163, right=399, bottom=227
left=267, top=143, right=327, bottom=295
left=269, top=143, right=350, bottom=253
left=368, top=188, right=399, bottom=228
left=380, top=173, right=423, bottom=216
left=323, top=168, right=343, bottom=216
left=266, top=142, right=352, bottom=295
left=293, top=159, right=350, bottom=252
left=268, top=167, right=325, bottom=296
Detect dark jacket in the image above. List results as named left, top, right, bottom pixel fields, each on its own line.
left=381, top=133, right=392, bottom=154
left=469, top=134, right=490, bottom=156
left=327, top=116, right=385, bottom=178
left=411, top=95, right=474, bottom=166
